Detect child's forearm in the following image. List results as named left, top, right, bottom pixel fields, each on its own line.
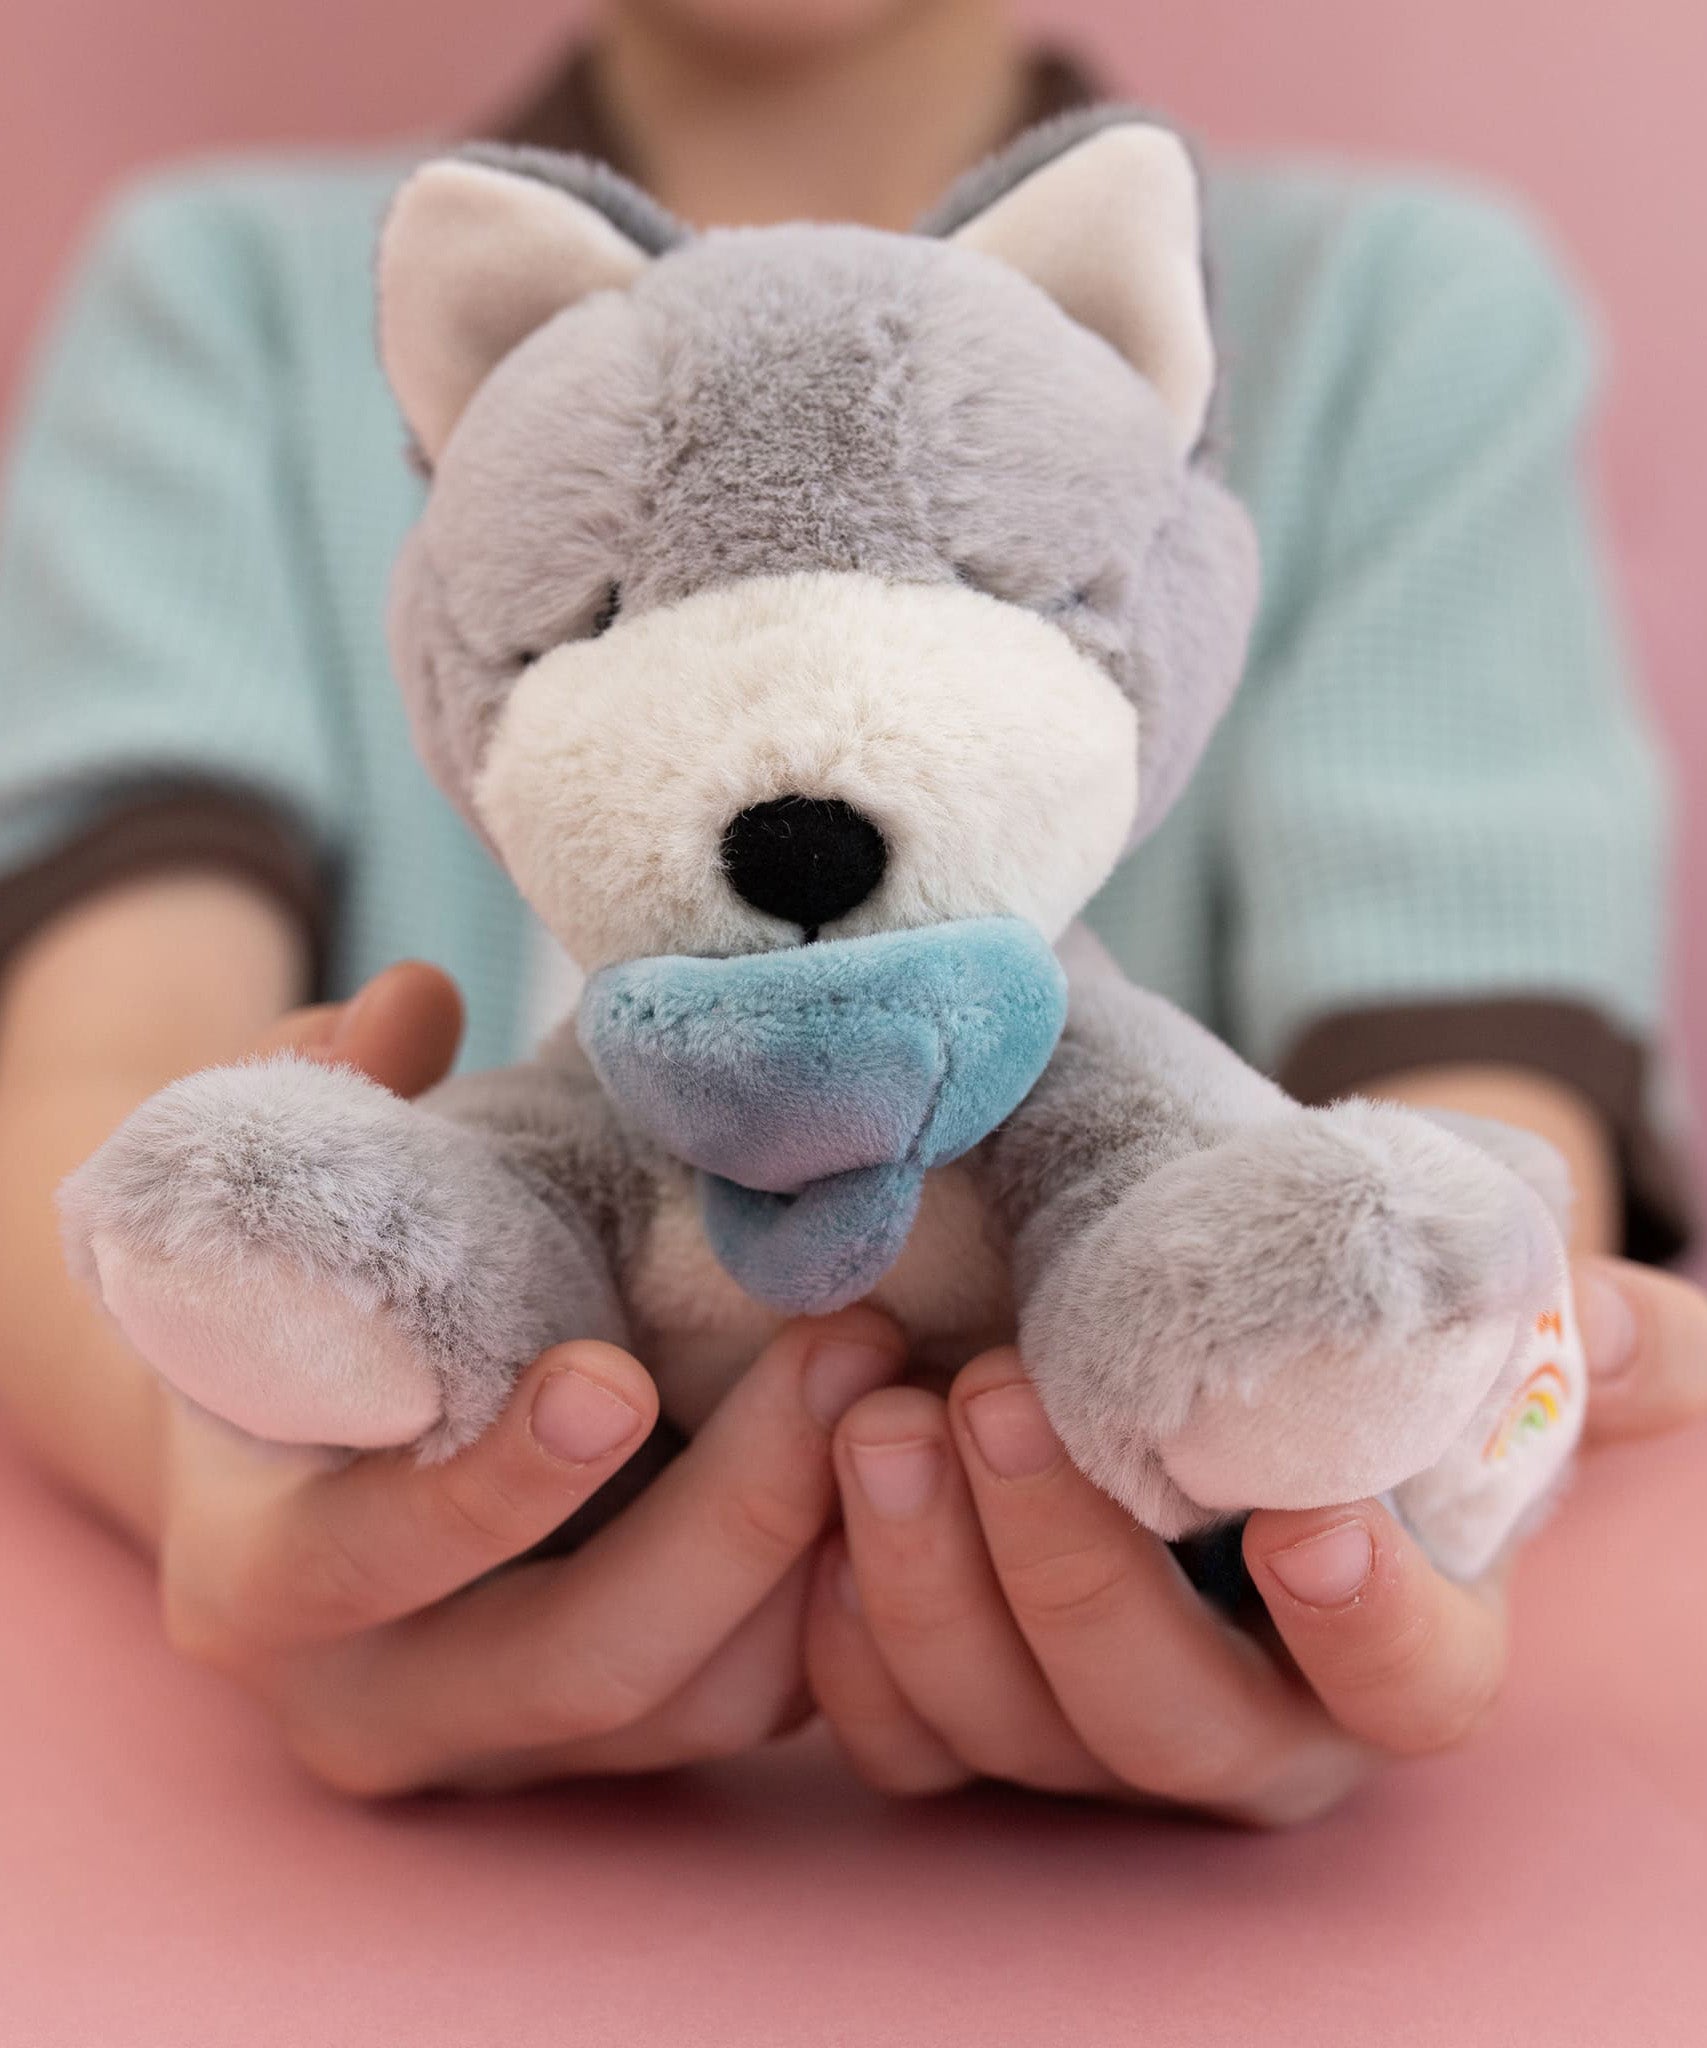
left=0, top=873, right=308, bottom=1542
left=1361, top=1063, right=1619, bottom=1255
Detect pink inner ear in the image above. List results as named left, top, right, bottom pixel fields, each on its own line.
left=950, top=125, right=1215, bottom=453
left=379, top=158, right=651, bottom=465
left=93, top=1236, right=444, bottom=1451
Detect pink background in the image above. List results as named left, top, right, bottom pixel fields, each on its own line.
left=1, top=5, right=1705, bottom=2042
left=4, top=1411, right=1705, bottom=2044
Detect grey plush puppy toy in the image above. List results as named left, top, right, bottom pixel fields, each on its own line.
left=62, top=111, right=1586, bottom=1581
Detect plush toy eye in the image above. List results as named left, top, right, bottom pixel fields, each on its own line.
left=591, top=584, right=622, bottom=637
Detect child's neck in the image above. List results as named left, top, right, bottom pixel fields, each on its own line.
left=595, top=0, right=1028, bottom=230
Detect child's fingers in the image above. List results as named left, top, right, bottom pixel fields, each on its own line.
left=258, top=960, right=464, bottom=1099
left=446, top=1559, right=820, bottom=1789
left=830, top=1383, right=1111, bottom=1793
left=948, top=1351, right=1367, bottom=1824
left=804, top=1536, right=978, bottom=1797
left=1576, top=1257, right=1707, bottom=1445
left=1240, top=1255, right=1707, bottom=1757
left=1243, top=1500, right=1508, bottom=1756
left=273, top=1309, right=906, bottom=1790
left=161, top=1338, right=660, bottom=1658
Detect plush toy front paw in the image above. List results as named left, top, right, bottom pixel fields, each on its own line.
left=1024, top=1099, right=1570, bottom=1540
left=60, top=1056, right=622, bottom=1457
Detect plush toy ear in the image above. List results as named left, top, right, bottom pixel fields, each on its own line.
left=379, top=154, right=665, bottom=464
left=947, top=122, right=1214, bottom=455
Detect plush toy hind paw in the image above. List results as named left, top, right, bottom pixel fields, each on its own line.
left=1024, top=1097, right=1582, bottom=1571
left=60, top=1056, right=624, bottom=1457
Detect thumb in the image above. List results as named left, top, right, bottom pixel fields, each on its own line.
left=259, top=961, right=464, bottom=1100
left=1577, top=1256, right=1707, bottom=1444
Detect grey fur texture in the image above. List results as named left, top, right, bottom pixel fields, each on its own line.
left=977, top=932, right=1567, bottom=1534
left=426, top=1023, right=668, bottom=1282
left=915, top=101, right=1223, bottom=464
left=60, top=114, right=1578, bottom=1568
left=390, top=121, right=1257, bottom=853
left=61, top=1054, right=628, bottom=1457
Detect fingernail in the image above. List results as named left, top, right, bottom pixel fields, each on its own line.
left=1575, top=1264, right=1640, bottom=1383
left=848, top=1438, right=943, bottom=1520
left=803, top=1341, right=901, bottom=1429
left=962, top=1381, right=1059, bottom=1480
left=1266, top=1520, right=1375, bottom=1609
left=530, top=1369, right=643, bottom=1465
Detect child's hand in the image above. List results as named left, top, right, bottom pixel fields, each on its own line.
left=808, top=1258, right=1707, bottom=1823
left=151, top=964, right=906, bottom=1793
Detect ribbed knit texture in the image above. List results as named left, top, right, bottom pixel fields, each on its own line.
left=0, top=150, right=1670, bottom=1079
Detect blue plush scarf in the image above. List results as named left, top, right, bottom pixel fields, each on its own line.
left=579, top=920, right=1068, bottom=1311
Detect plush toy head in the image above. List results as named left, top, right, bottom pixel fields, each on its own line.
left=378, top=112, right=1262, bottom=1313
left=380, top=111, right=1258, bottom=974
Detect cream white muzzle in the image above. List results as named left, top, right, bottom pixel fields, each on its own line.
left=472, top=569, right=1141, bottom=971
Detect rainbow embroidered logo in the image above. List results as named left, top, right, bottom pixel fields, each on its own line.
left=1483, top=1361, right=1570, bottom=1463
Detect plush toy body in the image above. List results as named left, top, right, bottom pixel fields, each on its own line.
left=62, top=112, right=1585, bottom=1581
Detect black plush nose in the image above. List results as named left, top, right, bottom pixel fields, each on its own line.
left=720, top=795, right=888, bottom=936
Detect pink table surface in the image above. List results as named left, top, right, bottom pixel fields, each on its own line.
left=2, top=1416, right=1704, bottom=2047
